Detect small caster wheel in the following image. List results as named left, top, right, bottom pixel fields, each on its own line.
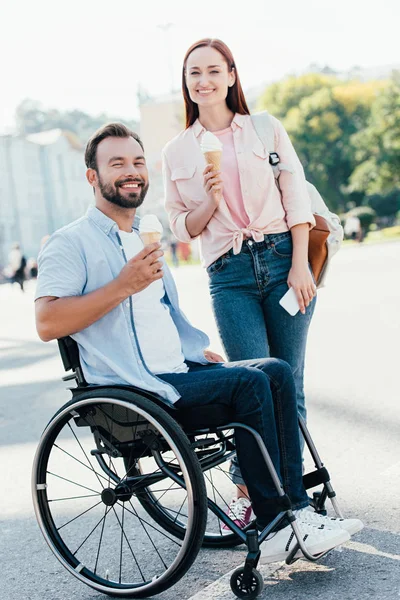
left=230, top=566, right=264, bottom=599
left=313, top=491, right=327, bottom=515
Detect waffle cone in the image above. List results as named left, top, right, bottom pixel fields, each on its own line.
left=140, top=232, right=162, bottom=245
left=204, top=150, right=222, bottom=171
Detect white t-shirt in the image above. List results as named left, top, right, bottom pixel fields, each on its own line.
left=119, top=230, right=188, bottom=375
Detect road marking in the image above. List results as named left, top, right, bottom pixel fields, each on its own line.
left=187, top=562, right=284, bottom=600
left=346, top=540, right=400, bottom=561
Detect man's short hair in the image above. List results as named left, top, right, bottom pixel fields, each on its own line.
left=85, top=123, right=144, bottom=170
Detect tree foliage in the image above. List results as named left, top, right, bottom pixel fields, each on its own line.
left=349, top=73, right=400, bottom=195
left=257, top=73, right=393, bottom=213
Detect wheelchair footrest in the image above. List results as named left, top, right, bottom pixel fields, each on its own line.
left=302, top=467, right=330, bottom=490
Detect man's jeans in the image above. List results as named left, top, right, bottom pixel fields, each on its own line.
left=207, top=232, right=316, bottom=483
left=159, top=358, right=309, bottom=528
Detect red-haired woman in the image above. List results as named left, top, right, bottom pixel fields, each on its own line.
left=163, top=38, right=317, bottom=533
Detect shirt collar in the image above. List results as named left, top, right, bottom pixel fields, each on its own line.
left=87, top=205, right=140, bottom=235
left=192, top=113, right=247, bottom=138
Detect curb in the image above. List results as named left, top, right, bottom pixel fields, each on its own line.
left=187, top=561, right=284, bottom=600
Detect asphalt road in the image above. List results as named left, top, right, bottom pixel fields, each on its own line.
left=0, top=241, right=399, bottom=600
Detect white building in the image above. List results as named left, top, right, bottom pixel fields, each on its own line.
left=0, top=129, right=91, bottom=267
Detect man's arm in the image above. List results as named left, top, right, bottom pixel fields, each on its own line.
left=36, top=243, right=163, bottom=342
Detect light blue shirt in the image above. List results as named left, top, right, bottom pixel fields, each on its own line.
left=35, top=205, right=210, bottom=405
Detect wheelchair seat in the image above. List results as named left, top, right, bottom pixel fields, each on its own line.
left=58, top=336, right=235, bottom=430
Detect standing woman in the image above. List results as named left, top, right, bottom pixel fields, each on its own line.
left=162, top=38, right=317, bottom=530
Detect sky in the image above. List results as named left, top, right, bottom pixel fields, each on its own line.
left=0, top=0, right=399, bottom=132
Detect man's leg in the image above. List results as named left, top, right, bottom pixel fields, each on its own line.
left=159, top=360, right=309, bottom=528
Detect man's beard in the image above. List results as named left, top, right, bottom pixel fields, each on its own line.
left=98, top=175, right=149, bottom=209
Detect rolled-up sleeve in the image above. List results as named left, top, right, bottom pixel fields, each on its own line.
left=162, top=150, right=193, bottom=243
left=35, top=232, right=87, bottom=300
left=273, top=117, right=315, bottom=230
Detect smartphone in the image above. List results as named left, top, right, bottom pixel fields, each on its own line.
left=279, top=287, right=301, bottom=316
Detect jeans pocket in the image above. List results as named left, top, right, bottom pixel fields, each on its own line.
left=272, top=234, right=293, bottom=258
left=206, top=253, right=229, bottom=276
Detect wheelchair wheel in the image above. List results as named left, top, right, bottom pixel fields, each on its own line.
left=32, top=389, right=207, bottom=598
left=133, top=429, right=250, bottom=548
left=230, top=566, right=264, bottom=599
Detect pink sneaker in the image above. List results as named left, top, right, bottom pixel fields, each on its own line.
left=222, top=497, right=253, bottom=535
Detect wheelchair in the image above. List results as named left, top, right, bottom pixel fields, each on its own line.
left=32, top=336, right=344, bottom=599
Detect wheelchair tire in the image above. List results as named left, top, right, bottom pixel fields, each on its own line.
left=230, top=566, right=264, bottom=599
left=32, top=389, right=208, bottom=598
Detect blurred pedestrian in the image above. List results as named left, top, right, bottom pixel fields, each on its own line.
left=8, top=242, right=26, bottom=291
left=27, top=257, right=38, bottom=279
left=178, top=241, right=192, bottom=262
left=170, top=238, right=179, bottom=267
left=344, top=215, right=362, bottom=242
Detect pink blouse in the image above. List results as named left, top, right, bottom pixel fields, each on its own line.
left=162, top=113, right=315, bottom=268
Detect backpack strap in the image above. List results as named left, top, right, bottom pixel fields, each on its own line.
left=250, top=111, right=294, bottom=180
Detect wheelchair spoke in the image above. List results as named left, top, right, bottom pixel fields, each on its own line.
left=173, top=494, right=188, bottom=524
left=204, top=472, right=231, bottom=512
left=216, top=465, right=251, bottom=501
left=154, top=505, right=188, bottom=519
left=118, top=502, right=182, bottom=547
left=128, top=500, right=169, bottom=569
left=94, top=504, right=111, bottom=575
left=47, top=471, right=101, bottom=495
left=67, top=422, right=106, bottom=490
left=119, top=504, right=125, bottom=583
left=209, top=467, right=222, bottom=535
left=48, top=493, right=100, bottom=503
left=73, top=503, right=112, bottom=556
left=58, top=500, right=103, bottom=531
left=150, top=481, right=182, bottom=508
left=111, top=505, right=146, bottom=582
left=53, top=443, right=110, bottom=486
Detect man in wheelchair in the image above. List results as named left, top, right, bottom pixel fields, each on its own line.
left=35, top=123, right=362, bottom=566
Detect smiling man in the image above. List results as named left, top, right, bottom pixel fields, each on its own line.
left=34, top=123, right=360, bottom=564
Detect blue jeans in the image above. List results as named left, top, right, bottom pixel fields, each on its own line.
left=159, top=358, right=309, bottom=529
left=207, top=232, right=316, bottom=484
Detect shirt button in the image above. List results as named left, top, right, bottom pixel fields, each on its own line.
left=130, top=331, right=134, bottom=337
left=125, top=302, right=129, bottom=307
left=248, top=240, right=253, bottom=246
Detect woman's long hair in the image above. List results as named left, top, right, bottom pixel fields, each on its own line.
left=182, top=38, right=250, bottom=129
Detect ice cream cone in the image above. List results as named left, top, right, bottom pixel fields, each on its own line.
left=140, top=232, right=162, bottom=245
left=204, top=150, right=222, bottom=171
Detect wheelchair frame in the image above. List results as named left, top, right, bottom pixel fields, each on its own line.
left=32, top=336, right=344, bottom=599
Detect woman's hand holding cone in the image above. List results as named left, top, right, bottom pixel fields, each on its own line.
left=203, top=164, right=223, bottom=206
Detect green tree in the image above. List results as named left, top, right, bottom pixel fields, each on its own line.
left=257, top=75, right=386, bottom=212
left=349, top=73, right=400, bottom=195
left=257, top=73, right=337, bottom=120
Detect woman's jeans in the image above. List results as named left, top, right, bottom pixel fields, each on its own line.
left=207, top=232, right=316, bottom=484
left=159, top=358, right=309, bottom=528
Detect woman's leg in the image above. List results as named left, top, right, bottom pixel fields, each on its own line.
left=258, top=235, right=316, bottom=423
left=208, top=249, right=269, bottom=488
left=208, top=249, right=269, bottom=361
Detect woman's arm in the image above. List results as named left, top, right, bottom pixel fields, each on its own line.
left=185, top=165, right=223, bottom=237
left=288, top=223, right=316, bottom=314
left=163, top=151, right=223, bottom=239
left=272, top=117, right=317, bottom=313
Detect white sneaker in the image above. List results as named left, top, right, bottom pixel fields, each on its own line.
left=295, top=507, right=364, bottom=535
left=260, top=521, right=350, bottom=564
